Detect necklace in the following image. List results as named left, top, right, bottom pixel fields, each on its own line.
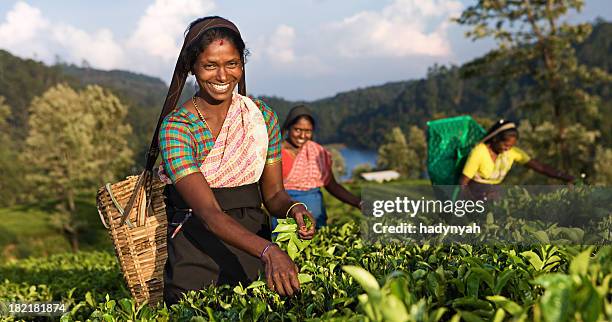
left=192, top=96, right=205, bottom=122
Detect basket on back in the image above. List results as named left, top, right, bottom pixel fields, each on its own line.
left=96, top=171, right=167, bottom=306
left=427, top=115, right=486, bottom=186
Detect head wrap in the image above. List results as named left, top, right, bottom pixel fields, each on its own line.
left=145, top=16, right=245, bottom=170
left=282, top=105, right=315, bottom=132
left=168, top=16, right=246, bottom=109
left=481, top=121, right=517, bottom=143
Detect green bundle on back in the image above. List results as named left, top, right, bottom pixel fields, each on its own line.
left=426, top=116, right=486, bottom=185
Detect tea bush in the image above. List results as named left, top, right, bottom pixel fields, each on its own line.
left=1, top=187, right=610, bottom=321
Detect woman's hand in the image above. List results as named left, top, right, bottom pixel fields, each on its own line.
left=261, top=244, right=300, bottom=296
left=289, top=204, right=316, bottom=239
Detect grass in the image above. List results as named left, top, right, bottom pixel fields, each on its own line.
left=0, top=194, right=113, bottom=261
left=0, top=178, right=430, bottom=260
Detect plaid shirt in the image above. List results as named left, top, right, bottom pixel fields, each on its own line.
left=159, top=98, right=281, bottom=184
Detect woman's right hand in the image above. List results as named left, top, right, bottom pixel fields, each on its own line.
left=261, top=245, right=300, bottom=296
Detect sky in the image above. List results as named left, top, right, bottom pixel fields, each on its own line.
left=0, top=0, right=610, bottom=101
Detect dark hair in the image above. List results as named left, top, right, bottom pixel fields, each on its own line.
left=181, top=16, right=249, bottom=74
left=282, top=105, right=316, bottom=132
left=286, top=115, right=315, bottom=132
left=484, top=119, right=519, bottom=145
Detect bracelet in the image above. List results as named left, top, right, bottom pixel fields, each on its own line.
left=259, top=242, right=276, bottom=260
left=286, top=202, right=308, bottom=218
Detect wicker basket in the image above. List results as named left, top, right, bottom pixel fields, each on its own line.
left=96, top=172, right=167, bottom=306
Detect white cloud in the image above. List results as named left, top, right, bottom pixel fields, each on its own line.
left=0, top=1, right=50, bottom=59
left=327, top=0, right=462, bottom=58
left=252, top=0, right=462, bottom=80
left=0, top=0, right=215, bottom=80
left=264, top=25, right=296, bottom=64
left=127, top=0, right=215, bottom=61
left=53, top=25, right=124, bottom=69
left=254, top=24, right=329, bottom=77
left=0, top=1, right=127, bottom=68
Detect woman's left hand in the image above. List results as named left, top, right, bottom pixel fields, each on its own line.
left=289, top=204, right=316, bottom=240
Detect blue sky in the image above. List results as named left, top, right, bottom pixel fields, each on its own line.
left=0, top=0, right=610, bottom=100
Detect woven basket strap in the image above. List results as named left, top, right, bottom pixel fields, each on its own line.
left=105, top=181, right=135, bottom=228
left=96, top=202, right=110, bottom=229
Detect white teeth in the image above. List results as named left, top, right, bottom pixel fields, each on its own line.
left=209, top=82, right=230, bottom=92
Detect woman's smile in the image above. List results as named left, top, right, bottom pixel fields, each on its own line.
left=206, top=82, right=231, bottom=94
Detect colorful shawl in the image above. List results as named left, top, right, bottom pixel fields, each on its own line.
left=283, top=141, right=332, bottom=191
left=159, top=94, right=268, bottom=188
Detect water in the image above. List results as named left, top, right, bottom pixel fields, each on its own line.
left=338, top=147, right=378, bottom=181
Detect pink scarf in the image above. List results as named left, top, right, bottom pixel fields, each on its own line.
left=159, top=94, right=268, bottom=187
left=283, top=141, right=332, bottom=191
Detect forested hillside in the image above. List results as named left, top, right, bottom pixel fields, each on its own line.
left=1, top=21, right=610, bottom=160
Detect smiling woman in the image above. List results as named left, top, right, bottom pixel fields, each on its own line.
left=273, top=105, right=362, bottom=231
left=155, top=16, right=317, bottom=305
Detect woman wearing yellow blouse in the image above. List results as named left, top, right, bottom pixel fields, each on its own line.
left=459, top=120, right=574, bottom=199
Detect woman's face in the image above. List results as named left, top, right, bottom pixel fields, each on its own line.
left=193, top=39, right=242, bottom=103
left=492, top=136, right=517, bottom=154
left=287, top=117, right=313, bottom=149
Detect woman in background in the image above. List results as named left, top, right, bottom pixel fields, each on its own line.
left=459, top=120, right=574, bottom=200
left=273, top=105, right=361, bottom=230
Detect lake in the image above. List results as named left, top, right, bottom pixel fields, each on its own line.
left=338, top=147, right=378, bottom=181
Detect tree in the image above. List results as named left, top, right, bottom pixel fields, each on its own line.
left=509, top=120, right=599, bottom=183
left=377, top=127, right=415, bottom=178
left=326, top=146, right=346, bottom=179
left=352, top=163, right=373, bottom=182
left=23, top=84, right=133, bottom=251
left=593, top=146, right=612, bottom=184
left=456, top=0, right=611, bottom=170
left=406, top=126, right=427, bottom=178
left=0, top=96, right=23, bottom=206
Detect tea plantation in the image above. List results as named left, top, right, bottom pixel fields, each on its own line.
left=1, top=186, right=611, bottom=321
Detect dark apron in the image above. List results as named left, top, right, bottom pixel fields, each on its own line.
left=163, top=183, right=271, bottom=305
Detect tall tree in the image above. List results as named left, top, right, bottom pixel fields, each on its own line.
left=326, top=146, right=346, bottom=179
left=514, top=120, right=598, bottom=183
left=456, top=0, right=611, bottom=170
left=23, top=84, right=133, bottom=251
left=406, top=126, right=427, bottom=178
left=377, top=127, right=415, bottom=178
left=0, top=96, right=23, bottom=206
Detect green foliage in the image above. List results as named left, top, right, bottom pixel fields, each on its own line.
left=352, top=163, right=374, bottom=182
left=22, top=83, right=133, bottom=251
left=593, top=146, right=612, bottom=184
left=0, top=197, right=113, bottom=260
left=59, top=64, right=168, bottom=167
left=455, top=1, right=612, bottom=170
left=272, top=218, right=312, bottom=260
left=2, top=222, right=610, bottom=321
left=406, top=126, right=427, bottom=178
left=377, top=127, right=426, bottom=179
left=0, top=96, right=25, bottom=206
left=2, top=21, right=611, bottom=157
left=378, top=127, right=412, bottom=177
left=326, top=146, right=346, bottom=179
left=509, top=120, right=600, bottom=183
left=0, top=50, right=67, bottom=141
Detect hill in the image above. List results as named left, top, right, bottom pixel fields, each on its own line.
left=1, top=21, right=610, bottom=159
